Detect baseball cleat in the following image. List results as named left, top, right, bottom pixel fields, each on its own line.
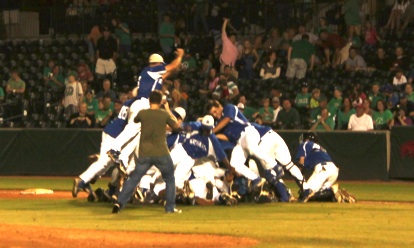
left=331, top=183, right=342, bottom=203
left=112, top=203, right=121, bottom=214
left=107, top=149, right=121, bottom=163
left=220, top=193, right=238, bottom=206
left=206, top=181, right=213, bottom=200
left=87, top=192, right=97, bottom=202
left=117, top=160, right=128, bottom=177
left=195, top=197, right=215, bottom=206
left=72, top=178, right=80, bottom=198
left=166, top=208, right=182, bottom=214
left=340, top=188, right=356, bottom=203
left=299, top=189, right=315, bottom=203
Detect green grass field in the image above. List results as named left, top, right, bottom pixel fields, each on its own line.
left=1, top=176, right=414, bottom=247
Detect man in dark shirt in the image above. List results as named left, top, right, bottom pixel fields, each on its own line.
left=368, top=47, right=391, bottom=71
left=96, top=26, right=118, bottom=80
left=112, top=90, right=182, bottom=214
left=318, top=30, right=351, bottom=68
left=275, top=98, right=301, bottom=129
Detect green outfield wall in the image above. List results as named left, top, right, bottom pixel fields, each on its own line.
left=0, top=128, right=412, bottom=180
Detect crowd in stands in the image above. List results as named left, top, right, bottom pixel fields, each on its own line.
left=1, top=0, right=414, bottom=129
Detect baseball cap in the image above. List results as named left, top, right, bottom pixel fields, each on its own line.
left=149, top=53, right=164, bottom=63
left=237, top=103, right=245, bottom=109
left=301, top=81, right=308, bottom=87
left=272, top=96, right=280, bottom=103
left=172, top=107, right=186, bottom=120
left=201, top=115, right=215, bottom=129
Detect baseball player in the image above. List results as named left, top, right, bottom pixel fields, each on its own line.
left=107, top=49, right=185, bottom=172
left=296, top=132, right=340, bottom=202
left=72, top=95, right=141, bottom=199
left=171, top=115, right=233, bottom=190
left=206, top=100, right=272, bottom=189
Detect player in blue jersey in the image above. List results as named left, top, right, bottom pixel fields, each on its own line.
left=206, top=100, right=272, bottom=189
left=72, top=97, right=140, bottom=200
left=107, top=49, right=185, bottom=169
left=296, top=132, right=342, bottom=203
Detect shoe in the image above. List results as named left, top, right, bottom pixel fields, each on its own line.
left=87, top=192, right=97, bottom=202
left=340, top=188, right=356, bottom=203
left=331, top=183, right=342, bottom=203
left=133, top=187, right=145, bottom=204
left=299, top=189, right=315, bottom=203
left=206, top=181, right=213, bottom=200
left=251, top=177, right=266, bottom=192
left=107, top=149, right=120, bottom=163
left=288, top=189, right=297, bottom=202
left=166, top=208, right=182, bottom=214
left=220, top=193, right=238, bottom=206
left=117, top=160, right=128, bottom=176
left=95, top=188, right=111, bottom=202
left=72, top=178, right=81, bottom=198
left=112, top=203, right=121, bottom=214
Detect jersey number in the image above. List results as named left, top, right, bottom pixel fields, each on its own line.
left=118, top=106, right=129, bottom=120
left=312, top=143, right=326, bottom=152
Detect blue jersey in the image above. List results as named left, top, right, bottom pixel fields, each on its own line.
left=136, top=64, right=166, bottom=99
left=167, top=132, right=186, bottom=150
left=221, top=104, right=249, bottom=143
left=104, top=99, right=136, bottom=138
left=182, top=133, right=227, bottom=162
left=295, top=141, right=332, bottom=170
left=250, top=122, right=272, bottom=138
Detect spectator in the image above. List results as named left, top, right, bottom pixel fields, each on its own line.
left=83, top=89, right=98, bottom=117
left=363, top=98, right=374, bottom=116
left=383, top=0, right=410, bottom=34
left=192, top=0, right=208, bottom=34
left=238, top=39, right=259, bottom=80
left=77, top=62, right=94, bottom=84
left=69, top=102, right=93, bottom=128
left=345, top=47, right=367, bottom=71
left=271, top=96, right=283, bottom=126
left=278, top=29, right=293, bottom=58
left=350, top=83, right=366, bottom=107
left=171, top=89, right=187, bottom=110
left=252, top=97, right=274, bottom=126
left=96, top=79, right=117, bottom=102
left=348, top=104, right=374, bottom=131
left=287, top=34, right=315, bottom=79
left=199, top=67, right=219, bottom=97
left=95, top=26, right=118, bottom=81
left=368, top=82, right=386, bottom=109
left=310, top=108, right=335, bottom=131
left=310, top=88, right=321, bottom=110
left=238, top=95, right=256, bottom=121
left=43, top=60, right=56, bottom=83
left=314, top=17, right=333, bottom=35
left=397, top=92, right=414, bottom=122
left=275, top=98, right=301, bottom=130
left=112, top=17, right=132, bottom=56
left=337, top=97, right=356, bottom=130
left=44, top=64, right=65, bottom=90
left=292, top=24, right=319, bottom=44
left=392, top=68, right=407, bottom=89
left=405, top=83, right=414, bottom=102
left=391, top=107, right=413, bottom=126
left=181, top=49, right=198, bottom=74
left=87, top=25, right=102, bottom=61
left=328, top=86, right=343, bottom=114
left=372, top=99, right=393, bottom=130
left=259, top=50, right=280, bottom=80
left=295, top=81, right=311, bottom=126
left=263, top=27, right=282, bottom=52
left=310, top=96, right=336, bottom=126
left=342, top=0, right=362, bottom=35
left=363, top=20, right=382, bottom=49
left=159, top=13, right=175, bottom=57
left=223, top=65, right=238, bottom=84
left=317, top=30, right=352, bottom=68
left=345, top=25, right=362, bottom=48
left=367, top=47, right=391, bottom=71
left=95, top=95, right=113, bottom=128
left=399, top=1, right=414, bottom=33
left=220, top=18, right=239, bottom=74
left=390, top=46, right=409, bottom=72
left=6, top=69, right=25, bottom=95
left=63, top=74, right=83, bottom=121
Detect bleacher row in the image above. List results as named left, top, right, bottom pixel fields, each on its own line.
left=0, top=31, right=413, bottom=128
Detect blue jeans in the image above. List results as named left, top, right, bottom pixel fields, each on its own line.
left=117, top=155, right=176, bottom=212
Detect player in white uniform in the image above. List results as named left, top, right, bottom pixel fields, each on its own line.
left=107, top=49, right=185, bottom=173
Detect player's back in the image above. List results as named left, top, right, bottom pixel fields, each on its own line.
left=104, top=98, right=136, bottom=138
left=136, top=65, right=166, bottom=99
left=300, top=141, right=332, bottom=170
